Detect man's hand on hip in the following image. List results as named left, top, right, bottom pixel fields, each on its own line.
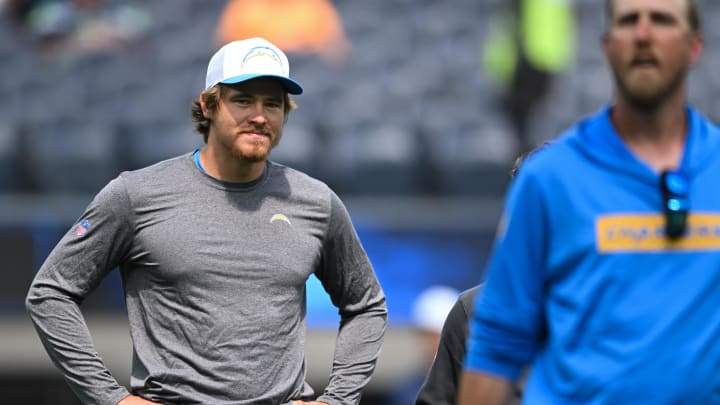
left=117, top=395, right=164, bottom=405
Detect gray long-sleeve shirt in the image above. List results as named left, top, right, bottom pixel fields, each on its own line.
left=26, top=154, right=387, bottom=405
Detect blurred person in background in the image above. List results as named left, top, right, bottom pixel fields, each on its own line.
left=5, top=0, right=151, bottom=63
left=215, top=0, right=349, bottom=65
left=414, top=145, right=546, bottom=405
left=414, top=285, right=482, bottom=405
left=482, top=0, right=575, bottom=154
left=26, top=37, right=387, bottom=405
left=460, top=0, right=720, bottom=404
left=386, top=285, right=459, bottom=405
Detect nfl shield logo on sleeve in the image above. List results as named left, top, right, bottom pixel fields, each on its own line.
left=76, top=219, right=90, bottom=236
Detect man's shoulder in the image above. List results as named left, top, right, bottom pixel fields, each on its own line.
left=109, top=154, right=192, bottom=201
left=516, top=112, right=597, bottom=182
left=120, top=154, right=190, bottom=182
left=268, top=161, right=333, bottom=194
left=690, top=106, right=720, bottom=135
left=458, top=285, right=482, bottom=314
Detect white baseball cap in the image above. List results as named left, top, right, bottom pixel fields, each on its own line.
left=204, top=37, right=303, bottom=94
left=412, top=285, right=459, bottom=333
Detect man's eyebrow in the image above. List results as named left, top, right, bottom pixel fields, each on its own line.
left=649, top=10, right=679, bottom=23
left=615, top=12, right=638, bottom=23
left=615, top=9, right=679, bottom=24
left=227, top=92, right=283, bottom=104
left=228, top=90, right=251, bottom=97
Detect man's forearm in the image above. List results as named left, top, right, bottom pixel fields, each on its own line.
left=457, top=370, right=512, bottom=405
left=319, top=305, right=387, bottom=405
left=27, top=288, right=129, bottom=405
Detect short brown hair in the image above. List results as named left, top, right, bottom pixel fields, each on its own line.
left=190, top=84, right=298, bottom=143
left=510, top=141, right=551, bottom=179
left=605, top=0, right=701, bottom=33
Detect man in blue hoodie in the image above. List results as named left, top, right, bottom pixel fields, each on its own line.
left=459, top=0, right=720, bottom=404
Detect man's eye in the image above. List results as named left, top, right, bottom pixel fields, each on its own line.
left=652, top=14, right=676, bottom=26
left=617, top=15, right=638, bottom=26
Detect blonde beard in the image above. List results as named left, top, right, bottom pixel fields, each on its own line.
left=231, top=134, right=282, bottom=163
left=232, top=142, right=271, bottom=162
left=614, top=67, right=687, bottom=110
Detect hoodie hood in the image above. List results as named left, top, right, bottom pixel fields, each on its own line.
left=570, top=105, right=720, bottom=184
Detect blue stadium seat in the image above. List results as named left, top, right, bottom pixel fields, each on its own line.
left=0, top=123, right=20, bottom=191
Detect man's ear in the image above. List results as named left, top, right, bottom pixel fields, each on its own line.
left=600, top=32, right=610, bottom=60
left=199, top=94, right=210, bottom=118
left=688, top=33, right=704, bottom=67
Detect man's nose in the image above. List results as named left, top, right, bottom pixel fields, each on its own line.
left=634, top=16, right=653, bottom=42
left=249, top=102, right=268, bottom=123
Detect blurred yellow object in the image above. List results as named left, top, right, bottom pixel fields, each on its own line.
left=521, top=0, right=576, bottom=73
left=482, top=0, right=576, bottom=86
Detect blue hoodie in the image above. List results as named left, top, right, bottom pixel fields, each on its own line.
left=465, top=105, right=720, bottom=404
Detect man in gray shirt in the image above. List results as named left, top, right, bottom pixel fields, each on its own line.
left=26, top=37, right=388, bottom=405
